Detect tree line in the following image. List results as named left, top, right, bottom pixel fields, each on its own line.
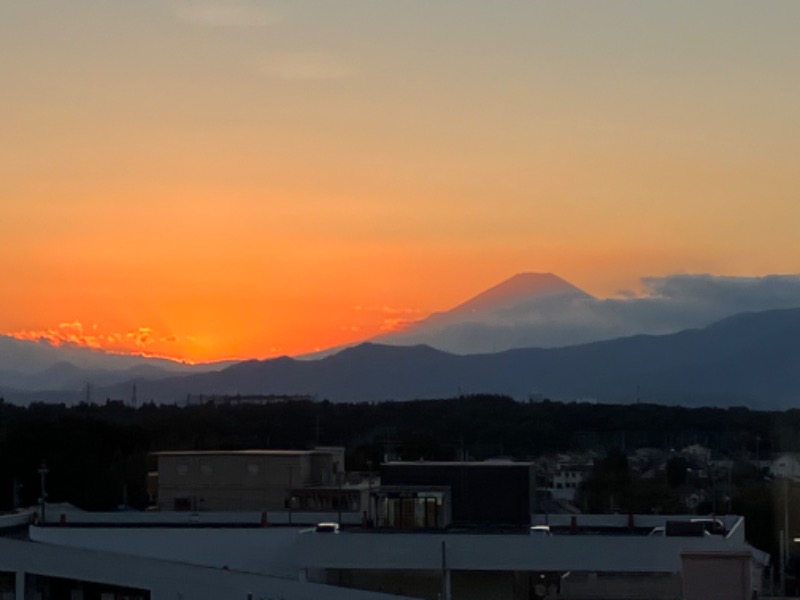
left=0, top=394, right=796, bottom=514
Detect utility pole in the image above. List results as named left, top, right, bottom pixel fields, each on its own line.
left=366, top=460, right=374, bottom=527
left=338, top=471, right=343, bottom=525
left=287, top=467, right=293, bottom=525
left=785, top=471, right=792, bottom=596
left=440, top=540, right=451, bottom=600
left=333, top=464, right=342, bottom=524
left=38, top=462, right=49, bottom=523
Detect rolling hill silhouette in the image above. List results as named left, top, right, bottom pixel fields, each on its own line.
left=89, top=308, right=800, bottom=409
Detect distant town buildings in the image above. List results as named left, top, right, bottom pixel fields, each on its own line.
left=537, top=454, right=594, bottom=504
left=184, top=393, right=315, bottom=406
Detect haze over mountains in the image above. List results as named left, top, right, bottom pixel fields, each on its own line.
left=91, top=307, right=800, bottom=408
left=2, top=272, right=800, bottom=408
left=375, top=272, right=800, bottom=354
left=0, top=335, right=228, bottom=394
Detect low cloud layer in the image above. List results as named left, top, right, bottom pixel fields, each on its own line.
left=0, top=323, right=194, bottom=377
left=6, top=322, right=178, bottom=352
left=379, top=274, right=800, bottom=353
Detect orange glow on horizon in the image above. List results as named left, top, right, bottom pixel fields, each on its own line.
left=3, top=3, right=799, bottom=363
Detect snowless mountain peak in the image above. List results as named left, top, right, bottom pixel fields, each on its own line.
left=448, top=272, right=594, bottom=315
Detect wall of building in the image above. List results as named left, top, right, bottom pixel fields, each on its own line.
left=325, top=569, right=521, bottom=600
left=296, top=530, right=746, bottom=573
left=560, top=572, right=682, bottom=600
left=681, top=551, right=752, bottom=600
left=32, top=514, right=754, bottom=579
left=157, top=451, right=341, bottom=511
left=0, top=537, right=414, bottom=600
left=326, top=569, right=441, bottom=600
left=381, top=463, right=533, bottom=526
left=452, top=571, right=517, bottom=600
left=158, top=453, right=300, bottom=511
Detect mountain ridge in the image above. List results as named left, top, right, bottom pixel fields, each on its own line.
left=32, top=307, right=796, bottom=409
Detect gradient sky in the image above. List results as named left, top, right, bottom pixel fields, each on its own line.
left=2, top=1, right=799, bottom=362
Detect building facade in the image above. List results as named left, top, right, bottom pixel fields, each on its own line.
left=155, top=448, right=346, bottom=511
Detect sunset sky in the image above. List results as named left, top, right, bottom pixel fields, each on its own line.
left=2, top=1, right=799, bottom=362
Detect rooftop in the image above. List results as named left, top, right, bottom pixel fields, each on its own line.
left=384, top=460, right=533, bottom=467
left=153, top=449, right=339, bottom=457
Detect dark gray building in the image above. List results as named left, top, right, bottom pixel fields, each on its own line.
left=379, top=461, right=536, bottom=528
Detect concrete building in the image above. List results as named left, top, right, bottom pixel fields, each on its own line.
left=1, top=509, right=770, bottom=600
left=297, top=513, right=769, bottom=600
left=0, top=454, right=772, bottom=600
left=548, top=462, right=592, bottom=503
left=380, top=461, right=537, bottom=527
left=154, top=448, right=349, bottom=511
left=0, top=512, right=410, bottom=600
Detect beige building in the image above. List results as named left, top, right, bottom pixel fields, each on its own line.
left=155, top=448, right=347, bottom=511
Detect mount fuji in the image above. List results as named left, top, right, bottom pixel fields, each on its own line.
left=372, top=272, right=800, bottom=355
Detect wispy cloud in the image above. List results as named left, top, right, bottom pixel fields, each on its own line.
left=7, top=322, right=181, bottom=352
left=355, top=305, right=423, bottom=316
left=260, top=52, right=356, bottom=81
left=172, top=2, right=278, bottom=27
left=126, top=327, right=152, bottom=348
left=354, top=304, right=425, bottom=333
left=379, top=318, right=418, bottom=332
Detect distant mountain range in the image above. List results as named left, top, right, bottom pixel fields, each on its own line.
left=31, top=307, right=799, bottom=409
left=0, top=334, right=230, bottom=400
left=3, top=272, right=800, bottom=408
